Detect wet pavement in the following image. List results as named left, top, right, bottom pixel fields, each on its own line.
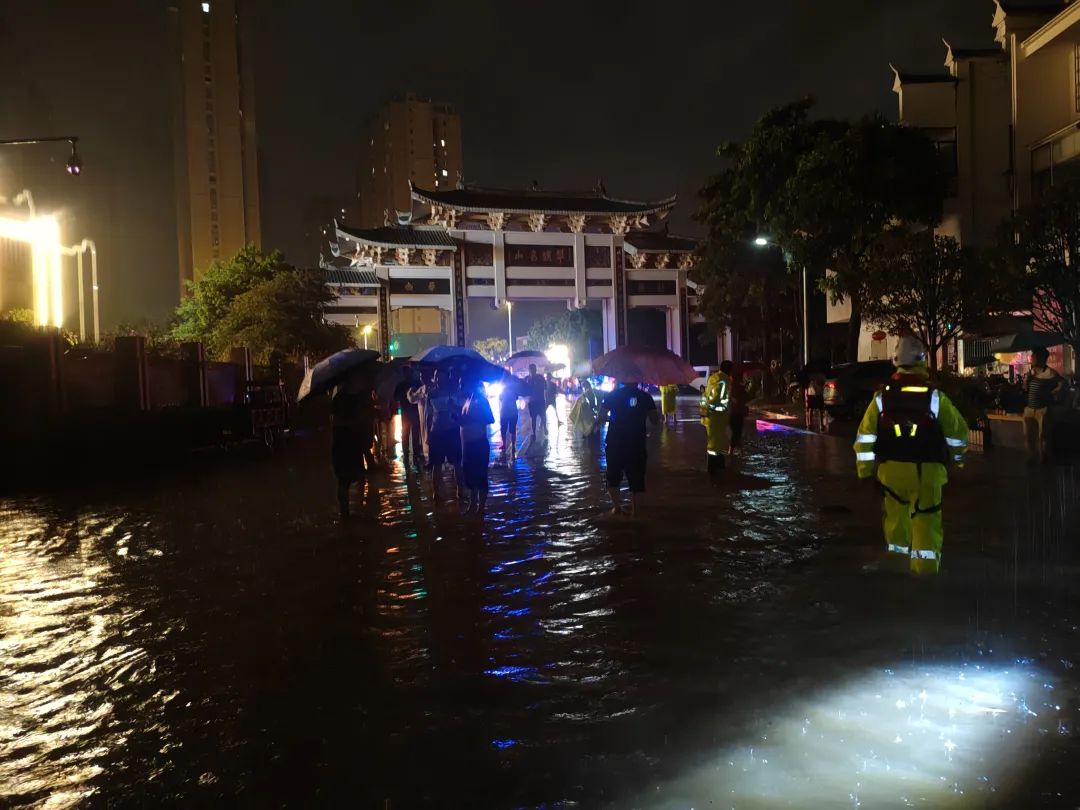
left=3, top=398, right=1080, bottom=807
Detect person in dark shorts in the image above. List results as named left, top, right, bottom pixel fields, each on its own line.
left=597, top=380, right=659, bottom=518
left=460, top=377, right=495, bottom=515
left=331, top=374, right=376, bottom=519
left=498, top=382, right=520, bottom=461
left=525, top=363, right=547, bottom=437
left=395, top=369, right=424, bottom=471
left=425, top=368, right=463, bottom=501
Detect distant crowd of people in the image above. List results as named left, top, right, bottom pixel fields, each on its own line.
left=331, top=362, right=606, bottom=519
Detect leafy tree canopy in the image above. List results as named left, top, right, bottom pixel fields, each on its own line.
left=696, top=99, right=948, bottom=361
left=1009, top=182, right=1080, bottom=358
left=171, top=244, right=351, bottom=361
left=473, top=336, right=509, bottom=363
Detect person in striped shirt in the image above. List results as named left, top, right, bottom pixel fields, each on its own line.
left=1023, top=347, right=1065, bottom=464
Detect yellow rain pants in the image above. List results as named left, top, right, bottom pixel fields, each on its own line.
left=877, top=461, right=946, bottom=575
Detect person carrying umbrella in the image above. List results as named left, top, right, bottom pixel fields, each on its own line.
left=331, top=372, right=377, bottom=519
left=460, top=375, right=495, bottom=515
left=597, top=378, right=659, bottom=517
left=700, top=361, right=733, bottom=476
left=425, top=367, right=464, bottom=502
left=296, top=347, right=381, bottom=518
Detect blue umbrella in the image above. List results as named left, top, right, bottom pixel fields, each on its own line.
left=297, top=348, right=380, bottom=401
left=410, top=345, right=487, bottom=364
left=410, top=344, right=503, bottom=382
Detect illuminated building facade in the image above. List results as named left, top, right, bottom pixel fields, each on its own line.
left=327, top=183, right=705, bottom=361
left=168, top=0, right=261, bottom=290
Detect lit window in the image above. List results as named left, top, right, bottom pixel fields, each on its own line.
left=201, top=2, right=209, bottom=12
left=440, top=138, right=446, bottom=147
left=435, top=180, right=440, bottom=187
left=442, top=169, right=448, bottom=177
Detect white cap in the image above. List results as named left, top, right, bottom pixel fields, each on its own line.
left=893, top=335, right=927, bottom=367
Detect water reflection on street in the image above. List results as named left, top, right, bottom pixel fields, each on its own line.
left=2, top=400, right=1080, bottom=807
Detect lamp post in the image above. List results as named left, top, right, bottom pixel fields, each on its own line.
left=506, top=301, right=514, bottom=353
left=0, top=136, right=83, bottom=175
left=60, top=239, right=99, bottom=342
left=361, top=323, right=374, bottom=350
left=754, top=236, right=809, bottom=366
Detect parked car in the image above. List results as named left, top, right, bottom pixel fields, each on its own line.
left=823, top=360, right=895, bottom=420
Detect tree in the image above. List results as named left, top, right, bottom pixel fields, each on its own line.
left=473, top=337, right=509, bottom=363
left=696, top=100, right=948, bottom=363
left=1011, top=182, right=1080, bottom=359
left=215, top=269, right=352, bottom=363
left=804, top=117, right=947, bottom=360
left=525, top=309, right=602, bottom=365
left=862, top=232, right=977, bottom=371
left=171, top=245, right=350, bottom=361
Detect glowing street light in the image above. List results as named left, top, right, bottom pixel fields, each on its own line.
left=0, top=135, right=83, bottom=176
left=753, top=236, right=770, bottom=247
left=361, top=322, right=374, bottom=350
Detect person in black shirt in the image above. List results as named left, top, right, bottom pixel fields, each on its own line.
left=597, top=381, right=659, bottom=517
left=525, top=363, right=547, bottom=438
left=331, top=375, right=376, bottom=519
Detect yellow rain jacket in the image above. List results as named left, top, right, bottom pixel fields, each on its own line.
left=853, top=364, right=968, bottom=574
left=660, top=384, right=679, bottom=417
left=700, top=370, right=731, bottom=457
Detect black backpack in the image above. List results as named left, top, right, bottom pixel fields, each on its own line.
left=875, top=378, right=948, bottom=464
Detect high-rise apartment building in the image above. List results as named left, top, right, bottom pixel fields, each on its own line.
left=356, top=94, right=463, bottom=228
left=168, top=0, right=261, bottom=289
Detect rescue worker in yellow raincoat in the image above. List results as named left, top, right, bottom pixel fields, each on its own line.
left=853, top=336, right=968, bottom=574
left=700, top=360, right=733, bottom=475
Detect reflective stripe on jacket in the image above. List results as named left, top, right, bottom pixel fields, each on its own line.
left=853, top=365, right=969, bottom=479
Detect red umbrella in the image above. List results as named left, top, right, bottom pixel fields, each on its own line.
left=591, top=345, right=697, bottom=385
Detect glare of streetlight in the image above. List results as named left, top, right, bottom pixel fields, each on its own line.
left=0, top=211, right=63, bottom=327
left=754, top=236, right=770, bottom=247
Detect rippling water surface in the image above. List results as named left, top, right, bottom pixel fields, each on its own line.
left=3, top=400, right=1080, bottom=807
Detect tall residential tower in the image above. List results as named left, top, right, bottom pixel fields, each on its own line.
left=169, top=0, right=261, bottom=289
left=356, top=95, right=463, bottom=228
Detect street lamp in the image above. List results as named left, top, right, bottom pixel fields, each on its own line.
left=0, top=136, right=83, bottom=176
left=361, top=323, right=374, bottom=350
left=754, top=235, right=809, bottom=366
left=506, top=301, right=513, bottom=352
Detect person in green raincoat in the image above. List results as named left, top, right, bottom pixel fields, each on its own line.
left=853, top=336, right=968, bottom=575
left=568, top=378, right=601, bottom=437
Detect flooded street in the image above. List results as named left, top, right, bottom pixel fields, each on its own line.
left=3, top=401, right=1080, bottom=807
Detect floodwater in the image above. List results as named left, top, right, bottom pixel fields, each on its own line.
left=2, top=398, right=1080, bottom=807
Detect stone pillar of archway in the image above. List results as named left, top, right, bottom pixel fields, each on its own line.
left=451, top=247, right=468, bottom=346
left=376, top=282, right=391, bottom=358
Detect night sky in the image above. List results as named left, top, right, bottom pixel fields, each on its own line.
left=1, top=0, right=994, bottom=332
